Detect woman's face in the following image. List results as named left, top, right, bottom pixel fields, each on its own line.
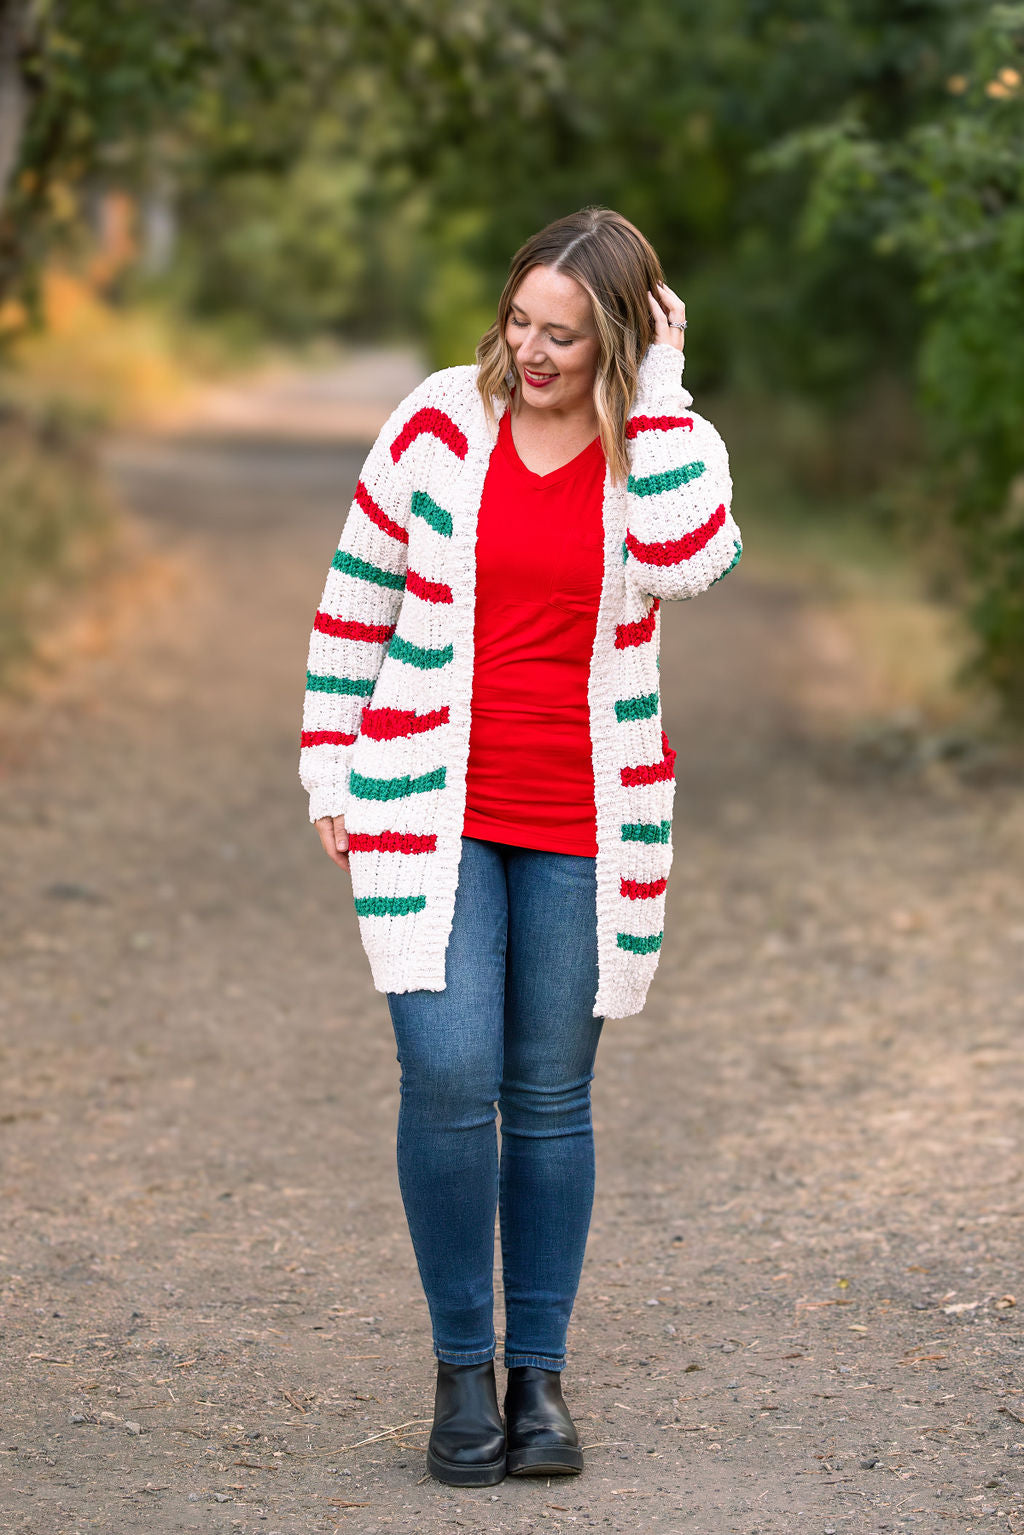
left=505, top=264, right=600, bottom=413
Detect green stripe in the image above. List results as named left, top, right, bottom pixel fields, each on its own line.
left=411, top=491, right=453, bottom=538
left=617, top=931, right=663, bottom=955
left=709, top=538, right=743, bottom=586
left=621, top=820, right=671, bottom=845
left=627, top=461, right=705, bottom=498
left=332, top=549, right=405, bottom=590
left=354, top=894, right=427, bottom=917
left=349, top=766, right=447, bottom=801
left=615, top=691, right=658, bottom=723
left=622, top=538, right=628, bottom=564
left=388, top=634, right=454, bottom=670
left=305, top=671, right=374, bottom=696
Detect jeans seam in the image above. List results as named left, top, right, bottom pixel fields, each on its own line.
left=435, top=1341, right=497, bottom=1364
left=503, top=1351, right=567, bottom=1371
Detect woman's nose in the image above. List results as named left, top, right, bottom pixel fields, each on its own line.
left=517, top=333, right=547, bottom=364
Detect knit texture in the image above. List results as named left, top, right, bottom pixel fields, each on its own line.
left=299, top=342, right=742, bottom=1018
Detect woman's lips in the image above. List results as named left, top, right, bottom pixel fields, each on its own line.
left=523, top=368, right=557, bottom=388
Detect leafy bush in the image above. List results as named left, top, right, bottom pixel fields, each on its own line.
left=751, top=2, right=1024, bottom=713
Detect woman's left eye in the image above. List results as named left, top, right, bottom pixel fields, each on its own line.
left=549, top=335, right=573, bottom=348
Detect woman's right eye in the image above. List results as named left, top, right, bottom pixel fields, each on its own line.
left=509, top=315, right=527, bottom=327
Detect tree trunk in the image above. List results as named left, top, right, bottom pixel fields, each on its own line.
left=0, top=0, right=29, bottom=206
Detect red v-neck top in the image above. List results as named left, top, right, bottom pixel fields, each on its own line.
left=462, top=406, right=607, bottom=856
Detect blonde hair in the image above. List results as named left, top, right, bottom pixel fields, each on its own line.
left=475, top=207, right=665, bottom=484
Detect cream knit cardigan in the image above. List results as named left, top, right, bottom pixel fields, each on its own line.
left=300, top=342, right=741, bottom=1018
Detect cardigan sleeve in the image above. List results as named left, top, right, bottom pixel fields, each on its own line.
left=299, top=378, right=433, bottom=823
left=622, top=343, right=742, bottom=603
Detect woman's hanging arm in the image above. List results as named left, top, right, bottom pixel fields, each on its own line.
left=298, top=385, right=433, bottom=824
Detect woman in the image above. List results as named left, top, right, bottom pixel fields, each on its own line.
left=299, top=207, right=742, bottom=1487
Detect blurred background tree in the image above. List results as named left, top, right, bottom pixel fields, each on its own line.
left=0, top=0, right=1021, bottom=717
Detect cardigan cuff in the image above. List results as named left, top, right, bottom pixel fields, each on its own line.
left=635, top=343, right=693, bottom=407
left=307, top=781, right=350, bottom=824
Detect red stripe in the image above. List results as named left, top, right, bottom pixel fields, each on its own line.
left=314, top=611, right=395, bottom=643
left=300, top=729, right=357, bottom=748
left=626, top=414, right=693, bottom=440
left=406, top=568, right=453, bottom=605
left=625, top=504, right=726, bottom=566
left=620, top=730, right=677, bottom=787
left=360, top=704, right=450, bottom=740
left=620, top=876, right=668, bottom=900
left=615, top=599, right=660, bottom=649
left=391, top=407, right=469, bottom=464
left=356, top=479, right=408, bottom=543
left=348, top=831, right=437, bottom=854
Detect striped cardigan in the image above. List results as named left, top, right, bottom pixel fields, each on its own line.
left=299, top=342, right=742, bottom=1018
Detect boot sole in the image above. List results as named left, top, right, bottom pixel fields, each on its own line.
left=426, top=1445, right=507, bottom=1486
left=507, top=1445, right=584, bottom=1476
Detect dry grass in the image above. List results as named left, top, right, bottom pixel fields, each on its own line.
left=713, top=383, right=997, bottom=738
left=0, top=408, right=118, bottom=683
left=4, top=271, right=244, bottom=430
left=0, top=268, right=262, bottom=692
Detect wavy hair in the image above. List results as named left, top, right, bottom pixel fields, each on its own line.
left=475, top=207, right=665, bottom=484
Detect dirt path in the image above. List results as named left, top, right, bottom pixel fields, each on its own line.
left=1, top=352, right=1022, bottom=1535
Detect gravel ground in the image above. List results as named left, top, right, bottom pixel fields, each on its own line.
left=1, top=364, right=1022, bottom=1534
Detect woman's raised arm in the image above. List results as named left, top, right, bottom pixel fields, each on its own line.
left=622, top=342, right=742, bottom=604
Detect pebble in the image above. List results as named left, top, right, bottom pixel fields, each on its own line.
left=860, top=1457, right=879, bottom=1469
left=124, top=1421, right=142, bottom=1436
left=45, top=881, right=105, bottom=903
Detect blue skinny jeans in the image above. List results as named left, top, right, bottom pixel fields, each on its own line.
left=386, top=835, right=604, bottom=1372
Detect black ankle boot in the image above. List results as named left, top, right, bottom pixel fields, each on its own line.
left=426, top=1359, right=506, bottom=1486
left=503, top=1365, right=583, bottom=1476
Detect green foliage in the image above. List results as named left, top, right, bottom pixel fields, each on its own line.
left=752, top=1, right=1024, bottom=711
left=176, top=140, right=371, bottom=337
left=3, top=0, right=1024, bottom=711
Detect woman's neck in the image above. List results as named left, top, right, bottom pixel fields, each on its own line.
left=509, top=392, right=600, bottom=476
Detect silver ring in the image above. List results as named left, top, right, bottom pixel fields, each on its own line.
left=668, top=319, right=687, bottom=331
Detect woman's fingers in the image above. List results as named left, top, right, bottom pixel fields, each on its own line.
left=657, top=280, right=686, bottom=318
left=314, top=814, right=350, bottom=871
left=652, top=281, right=685, bottom=351
left=647, top=289, right=671, bottom=344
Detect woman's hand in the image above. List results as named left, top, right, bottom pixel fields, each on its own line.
left=647, top=280, right=686, bottom=352
left=315, top=814, right=350, bottom=872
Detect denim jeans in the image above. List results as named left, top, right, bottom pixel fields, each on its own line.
left=386, top=835, right=604, bottom=1372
